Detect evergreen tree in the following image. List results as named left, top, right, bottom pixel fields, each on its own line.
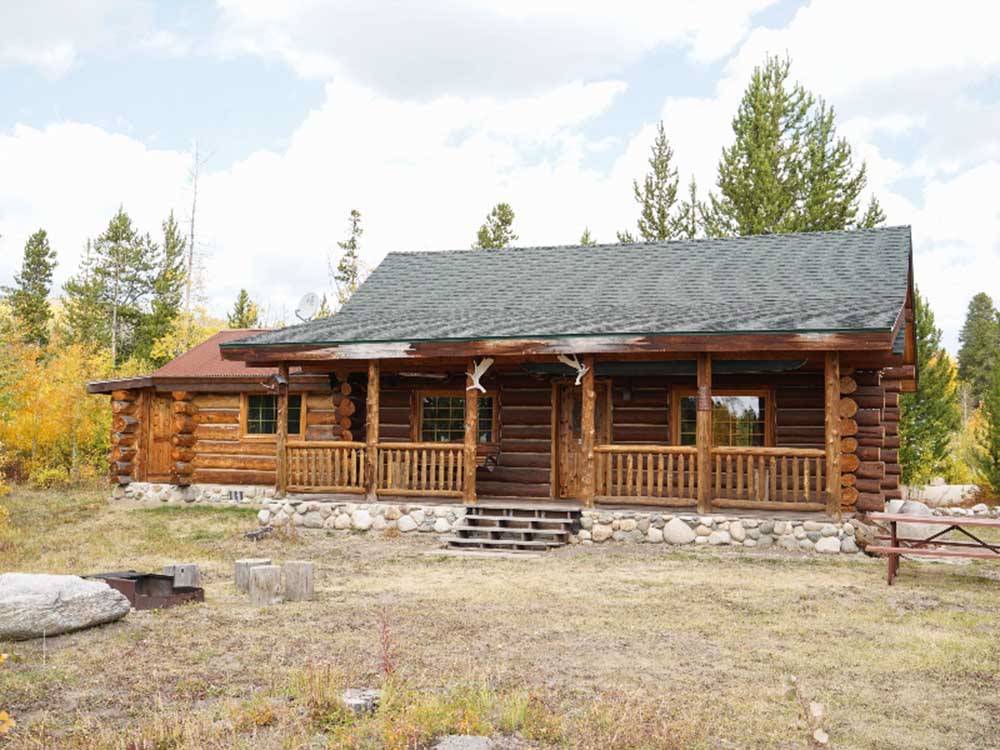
left=957, top=292, right=1000, bottom=405
left=673, top=178, right=705, bottom=239
left=630, top=121, right=681, bottom=242
left=974, top=360, right=1000, bottom=497
left=616, top=229, right=636, bottom=244
left=705, top=55, right=881, bottom=236
left=227, top=289, right=260, bottom=328
left=136, top=212, right=187, bottom=365
left=60, top=240, right=109, bottom=351
left=333, top=209, right=364, bottom=305
left=900, top=288, right=962, bottom=484
left=858, top=195, right=886, bottom=229
left=3, top=229, right=57, bottom=348
left=579, top=228, right=595, bottom=246
left=473, top=203, right=518, bottom=249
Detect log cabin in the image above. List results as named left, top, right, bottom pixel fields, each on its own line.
left=89, top=226, right=916, bottom=520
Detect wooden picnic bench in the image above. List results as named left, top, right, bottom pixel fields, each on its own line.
left=867, top=512, right=1000, bottom=584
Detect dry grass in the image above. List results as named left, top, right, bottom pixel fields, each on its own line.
left=1, top=488, right=999, bottom=749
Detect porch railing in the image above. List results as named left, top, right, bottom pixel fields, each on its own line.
left=594, top=445, right=698, bottom=506
left=376, top=442, right=464, bottom=498
left=711, top=447, right=827, bottom=511
left=287, top=441, right=366, bottom=493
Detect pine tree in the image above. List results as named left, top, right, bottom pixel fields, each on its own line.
left=957, top=292, right=1000, bottom=405
left=579, top=228, right=595, bottom=246
left=333, top=209, right=364, bottom=305
left=136, top=212, right=187, bottom=365
left=227, top=289, right=260, bottom=328
left=473, top=203, right=518, bottom=249
left=900, top=288, right=962, bottom=484
left=630, top=122, right=681, bottom=242
left=60, top=240, right=109, bottom=351
left=673, top=178, right=705, bottom=239
left=705, top=55, right=881, bottom=236
left=3, top=229, right=57, bottom=348
left=974, top=359, right=1000, bottom=497
left=858, top=195, right=886, bottom=229
left=616, top=229, right=636, bottom=244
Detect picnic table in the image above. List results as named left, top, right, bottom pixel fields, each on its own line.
left=867, top=512, right=1000, bottom=584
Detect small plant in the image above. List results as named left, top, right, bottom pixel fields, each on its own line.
left=27, top=466, right=71, bottom=490
left=377, top=605, right=398, bottom=679
left=785, top=675, right=830, bottom=747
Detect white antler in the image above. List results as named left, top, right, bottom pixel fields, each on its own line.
left=557, top=353, right=589, bottom=386
left=466, top=357, right=494, bottom=392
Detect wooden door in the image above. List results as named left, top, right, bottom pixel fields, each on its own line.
left=555, top=381, right=610, bottom=499
left=147, top=395, right=174, bottom=481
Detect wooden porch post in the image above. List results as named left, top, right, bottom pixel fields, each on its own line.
left=696, top=353, right=712, bottom=514
left=276, top=363, right=289, bottom=498
left=581, top=354, right=596, bottom=506
left=824, top=352, right=842, bottom=518
left=463, top=359, right=479, bottom=505
left=365, top=360, right=380, bottom=501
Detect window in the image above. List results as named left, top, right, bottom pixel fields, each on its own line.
left=245, top=394, right=302, bottom=436
left=420, top=394, right=495, bottom=443
left=678, top=393, right=768, bottom=447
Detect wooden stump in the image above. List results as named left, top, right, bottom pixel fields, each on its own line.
left=235, top=558, right=272, bottom=593
left=248, top=565, right=282, bottom=606
left=283, top=561, right=315, bottom=602
left=163, top=563, right=201, bottom=588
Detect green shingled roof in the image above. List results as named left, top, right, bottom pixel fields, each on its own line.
left=225, top=226, right=912, bottom=348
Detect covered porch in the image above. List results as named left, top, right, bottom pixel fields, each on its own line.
left=267, top=351, right=851, bottom=518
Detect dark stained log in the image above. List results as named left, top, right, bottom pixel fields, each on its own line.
left=852, top=393, right=886, bottom=410
left=884, top=463, right=901, bottom=476
left=883, top=435, right=900, bottom=449
left=775, top=409, right=826, bottom=427
left=882, top=474, right=899, bottom=490
left=882, top=449, right=898, bottom=464
left=856, top=461, right=885, bottom=480
left=502, top=424, right=551, bottom=439
left=856, top=446, right=881, bottom=462
left=883, top=365, right=915, bottom=380
left=882, top=379, right=902, bottom=393
left=883, top=421, right=898, bottom=436
left=882, top=407, right=900, bottom=423
left=853, top=370, right=881, bottom=387
left=855, top=493, right=883, bottom=512
left=855, top=408, right=881, bottom=427
left=884, top=391, right=899, bottom=408
left=883, top=489, right=903, bottom=501
left=855, top=478, right=883, bottom=494
left=475, top=481, right=551, bottom=498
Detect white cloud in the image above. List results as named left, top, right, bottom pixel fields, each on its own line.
left=0, top=1, right=159, bottom=76
left=215, top=0, right=775, bottom=97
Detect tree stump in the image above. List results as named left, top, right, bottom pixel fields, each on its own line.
left=248, top=565, right=282, bottom=606
left=235, top=558, right=272, bottom=593
left=283, top=561, right=314, bottom=602
left=163, top=563, right=201, bottom=588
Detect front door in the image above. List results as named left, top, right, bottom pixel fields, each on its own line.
left=555, top=381, right=610, bottom=499
left=147, top=395, right=174, bottom=481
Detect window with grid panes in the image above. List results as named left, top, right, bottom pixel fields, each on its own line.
left=246, top=394, right=302, bottom=435
left=420, top=395, right=494, bottom=442
left=679, top=395, right=766, bottom=447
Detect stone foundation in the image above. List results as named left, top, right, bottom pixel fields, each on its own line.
left=113, top=481, right=276, bottom=504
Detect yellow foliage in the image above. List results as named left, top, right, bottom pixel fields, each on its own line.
left=0, top=338, right=113, bottom=478
left=150, top=307, right=225, bottom=364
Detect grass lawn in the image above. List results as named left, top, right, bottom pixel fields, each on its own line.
left=1, top=488, right=999, bottom=749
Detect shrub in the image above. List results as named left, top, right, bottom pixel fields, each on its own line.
left=28, top=466, right=71, bottom=490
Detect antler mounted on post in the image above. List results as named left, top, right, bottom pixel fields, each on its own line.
left=466, top=357, right=494, bottom=392
left=557, top=353, right=589, bottom=386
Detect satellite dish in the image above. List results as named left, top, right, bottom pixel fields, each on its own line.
left=295, top=292, right=320, bottom=322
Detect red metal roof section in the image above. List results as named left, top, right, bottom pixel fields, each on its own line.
left=152, top=330, right=279, bottom=379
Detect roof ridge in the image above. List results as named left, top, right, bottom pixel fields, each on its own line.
left=382, top=225, right=912, bottom=258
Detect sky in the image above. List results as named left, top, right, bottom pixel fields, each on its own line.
left=1, top=0, right=998, bottom=352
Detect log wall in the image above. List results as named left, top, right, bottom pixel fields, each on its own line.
left=110, top=389, right=141, bottom=484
